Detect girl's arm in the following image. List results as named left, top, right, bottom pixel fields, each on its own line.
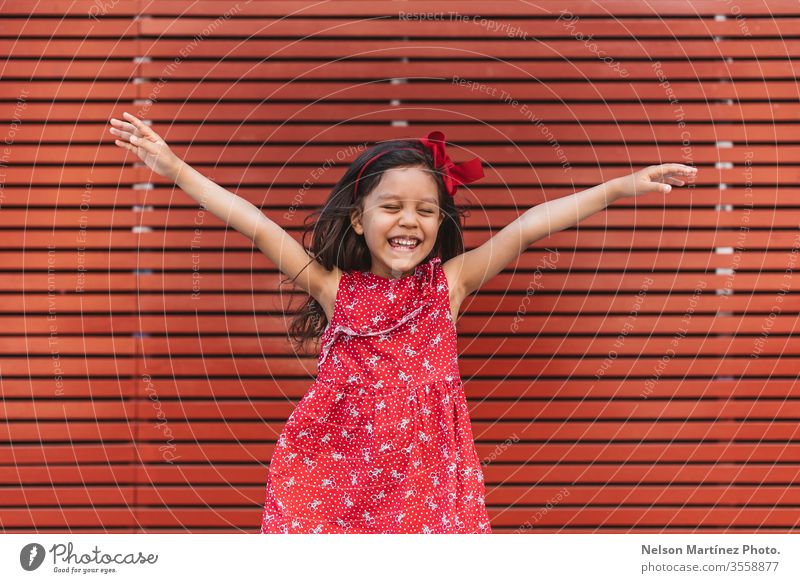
left=109, top=112, right=338, bottom=304
left=447, top=164, right=697, bottom=299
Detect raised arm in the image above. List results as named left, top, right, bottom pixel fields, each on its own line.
left=170, top=160, right=338, bottom=304
left=109, top=112, right=338, bottom=305
left=446, top=164, right=697, bottom=299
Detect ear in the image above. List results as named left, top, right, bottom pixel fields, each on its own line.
left=350, top=206, right=364, bottom=235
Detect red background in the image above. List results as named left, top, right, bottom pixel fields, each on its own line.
left=2, top=1, right=799, bottom=533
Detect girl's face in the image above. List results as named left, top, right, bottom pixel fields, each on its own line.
left=350, top=166, right=444, bottom=279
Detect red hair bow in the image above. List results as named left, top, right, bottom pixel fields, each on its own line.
left=419, top=131, right=485, bottom=197
left=353, top=130, right=485, bottom=199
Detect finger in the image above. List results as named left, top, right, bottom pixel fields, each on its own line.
left=657, top=163, right=694, bottom=171
left=110, top=118, right=140, bottom=135
left=665, top=164, right=697, bottom=176
left=128, top=134, right=155, bottom=151
left=650, top=167, right=695, bottom=182
left=114, top=138, right=136, bottom=153
left=664, top=170, right=697, bottom=182
left=647, top=182, right=672, bottom=193
left=652, top=163, right=696, bottom=176
left=122, top=112, right=160, bottom=141
left=109, top=126, right=142, bottom=141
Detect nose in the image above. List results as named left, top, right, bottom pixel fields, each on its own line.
left=398, top=206, right=418, bottom=227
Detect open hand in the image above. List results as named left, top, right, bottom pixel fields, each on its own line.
left=612, top=164, right=698, bottom=198
left=109, top=112, right=183, bottom=180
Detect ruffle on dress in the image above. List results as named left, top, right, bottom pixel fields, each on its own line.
left=317, top=257, right=441, bottom=368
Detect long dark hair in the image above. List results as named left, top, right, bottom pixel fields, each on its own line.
left=284, top=136, right=471, bottom=356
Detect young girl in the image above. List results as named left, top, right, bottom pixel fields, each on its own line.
left=109, top=112, right=697, bottom=534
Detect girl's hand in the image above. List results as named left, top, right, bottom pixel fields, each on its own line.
left=612, top=164, right=698, bottom=198
left=109, top=112, right=183, bottom=180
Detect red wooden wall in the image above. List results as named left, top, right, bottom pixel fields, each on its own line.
left=2, top=0, right=799, bottom=533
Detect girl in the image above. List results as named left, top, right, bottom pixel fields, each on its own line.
left=109, top=112, right=697, bottom=534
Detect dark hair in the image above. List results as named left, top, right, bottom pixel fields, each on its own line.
left=284, top=136, right=471, bottom=356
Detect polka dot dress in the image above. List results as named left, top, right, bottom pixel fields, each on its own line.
left=260, top=256, right=492, bottom=534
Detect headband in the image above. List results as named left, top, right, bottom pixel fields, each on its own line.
left=352, top=130, right=485, bottom=201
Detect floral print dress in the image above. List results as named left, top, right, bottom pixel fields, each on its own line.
left=260, top=256, right=491, bottom=534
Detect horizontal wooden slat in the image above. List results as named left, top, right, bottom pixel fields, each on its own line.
left=1, top=123, right=791, bottom=149
left=0, top=380, right=137, bottom=399
left=0, top=487, right=134, bottom=506
left=6, top=444, right=798, bottom=473
left=3, top=224, right=799, bottom=250
left=7, top=249, right=798, bottom=271
left=6, top=81, right=800, bottom=102
left=5, top=420, right=799, bottom=443
left=5, top=291, right=795, bottom=317
left=2, top=462, right=800, bottom=490
left=71, top=272, right=800, bottom=294
left=131, top=507, right=800, bottom=529
left=0, top=444, right=136, bottom=465
left=2, top=378, right=796, bottom=400
left=138, top=17, right=800, bottom=39
left=136, top=16, right=800, bottom=38
left=4, top=0, right=800, bottom=18
left=146, top=39, right=800, bottom=59
left=4, top=17, right=800, bottom=40
left=25, top=353, right=791, bottom=376
left=0, top=509, right=137, bottom=528
left=9, top=144, right=800, bottom=168
left=11, top=38, right=800, bottom=59
left=6, top=204, right=799, bottom=229
left=6, top=333, right=798, bottom=361
left=4, top=397, right=800, bottom=423
left=6, top=58, right=800, bottom=80
left=137, top=60, right=800, bottom=80
left=126, top=443, right=800, bottom=465
left=8, top=100, right=798, bottom=122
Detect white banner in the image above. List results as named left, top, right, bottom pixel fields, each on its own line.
left=1, top=534, right=796, bottom=582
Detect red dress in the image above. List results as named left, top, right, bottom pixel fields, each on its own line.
left=260, top=256, right=491, bottom=534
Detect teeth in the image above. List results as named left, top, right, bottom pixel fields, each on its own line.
left=389, top=238, right=418, bottom=247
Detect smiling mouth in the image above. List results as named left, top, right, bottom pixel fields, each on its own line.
left=388, top=237, right=420, bottom=251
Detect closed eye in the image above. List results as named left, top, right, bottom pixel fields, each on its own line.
left=381, top=205, right=437, bottom=214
